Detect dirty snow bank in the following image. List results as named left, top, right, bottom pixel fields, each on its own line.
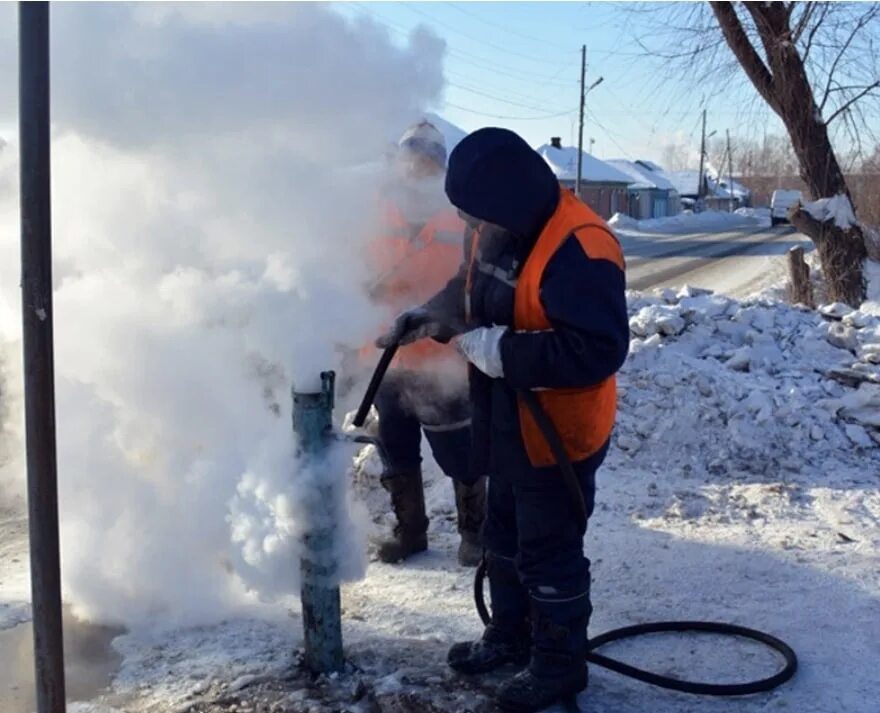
left=620, top=285, right=880, bottom=469
left=610, top=209, right=769, bottom=235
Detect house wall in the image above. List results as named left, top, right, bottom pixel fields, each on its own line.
left=627, top=188, right=683, bottom=220
left=561, top=181, right=630, bottom=219
left=627, top=189, right=652, bottom=220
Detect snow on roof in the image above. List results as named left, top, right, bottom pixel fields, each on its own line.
left=605, top=159, right=677, bottom=191
left=636, top=159, right=664, bottom=173
left=712, top=176, right=751, bottom=199
left=667, top=170, right=703, bottom=196
left=536, top=144, right=634, bottom=185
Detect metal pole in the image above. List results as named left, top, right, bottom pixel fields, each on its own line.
left=576, top=44, right=586, bottom=198
left=697, top=108, right=707, bottom=204
left=292, top=372, right=343, bottom=673
left=18, top=3, right=67, bottom=712
left=727, top=129, right=734, bottom=212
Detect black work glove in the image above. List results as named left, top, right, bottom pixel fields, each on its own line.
left=375, top=307, right=457, bottom=348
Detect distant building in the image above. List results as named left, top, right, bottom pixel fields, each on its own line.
left=605, top=159, right=681, bottom=219
left=536, top=138, right=633, bottom=219
left=667, top=170, right=752, bottom=211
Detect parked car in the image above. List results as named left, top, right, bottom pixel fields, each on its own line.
left=770, top=189, right=803, bottom=226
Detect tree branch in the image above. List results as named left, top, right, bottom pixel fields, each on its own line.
left=826, top=80, right=880, bottom=124
left=791, top=2, right=818, bottom=43
left=709, top=2, right=778, bottom=109
left=801, top=3, right=831, bottom=63
left=819, top=9, right=877, bottom=111
left=743, top=3, right=782, bottom=65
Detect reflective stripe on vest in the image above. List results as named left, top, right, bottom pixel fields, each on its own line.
left=464, top=224, right=519, bottom=321
left=513, top=188, right=624, bottom=468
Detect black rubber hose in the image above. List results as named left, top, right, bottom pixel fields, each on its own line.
left=474, top=558, right=797, bottom=696
left=361, top=341, right=799, bottom=697
left=352, top=343, right=398, bottom=428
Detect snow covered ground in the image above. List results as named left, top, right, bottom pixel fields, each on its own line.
left=609, top=208, right=771, bottom=235
left=4, top=261, right=880, bottom=713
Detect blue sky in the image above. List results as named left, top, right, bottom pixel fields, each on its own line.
left=333, top=1, right=787, bottom=165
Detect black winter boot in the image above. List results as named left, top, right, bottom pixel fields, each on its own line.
left=448, top=553, right=530, bottom=674
left=377, top=470, right=429, bottom=563
left=496, top=590, right=591, bottom=713
left=454, top=477, right=486, bottom=567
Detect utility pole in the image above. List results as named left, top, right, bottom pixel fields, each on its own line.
left=19, top=2, right=67, bottom=711
left=727, top=129, right=734, bottom=212
left=589, top=137, right=596, bottom=156
left=576, top=44, right=586, bottom=198
left=697, top=108, right=707, bottom=204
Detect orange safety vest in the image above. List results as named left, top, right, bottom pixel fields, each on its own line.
left=513, top=188, right=624, bottom=467
left=367, top=201, right=467, bottom=371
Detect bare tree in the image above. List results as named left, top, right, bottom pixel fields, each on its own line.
left=635, top=2, right=880, bottom=305
left=864, top=144, right=880, bottom=173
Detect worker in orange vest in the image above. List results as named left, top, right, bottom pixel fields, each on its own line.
left=378, top=128, right=629, bottom=711
left=367, top=120, right=485, bottom=567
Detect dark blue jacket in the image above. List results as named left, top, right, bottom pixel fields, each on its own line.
left=426, top=128, right=629, bottom=477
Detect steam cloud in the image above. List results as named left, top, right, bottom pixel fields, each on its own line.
left=0, top=2, right=447, bottom=627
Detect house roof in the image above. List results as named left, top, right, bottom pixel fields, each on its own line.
left=666, top=169, right=751, bottom=199
left=605, top=159, right=677, bottom=191
left=536, top=144, right=634, bottom=185
left=666, top=170, right=703, bottom=196
left=712, top=176, right=751, bottom=199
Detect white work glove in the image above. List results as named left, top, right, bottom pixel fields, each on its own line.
left=454, top=326, right=507, bottom=378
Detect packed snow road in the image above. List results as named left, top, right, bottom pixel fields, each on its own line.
left=620, top=225, right=811, bottom=296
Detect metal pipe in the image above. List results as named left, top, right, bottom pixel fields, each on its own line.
left=292, top=371, right=343, bottom=673
left=18, top=3, right=67, bottom=711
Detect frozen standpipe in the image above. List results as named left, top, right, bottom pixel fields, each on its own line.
left=292, top=371, right=344, bottom=673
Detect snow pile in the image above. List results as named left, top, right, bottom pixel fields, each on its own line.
left=865, top=259, right=880, bottom=314
left=804, top=194, right=857, bottom=229
left=735, top=206, right=771, bottom=221
left=0, top=3, right=445, bottom=627
left=618, top=286, right=880, bottom=476
left=609, top=209, right=769, bottom=235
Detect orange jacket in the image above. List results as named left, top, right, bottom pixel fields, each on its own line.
left=367, top=200, right=467, bottom=371
left=513, top=189, right=623, bottom=466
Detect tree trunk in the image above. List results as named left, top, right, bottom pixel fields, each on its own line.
left=790, top=209, right=866, bottom=306
left=787, top=245, right=813, bottom=307
left=711, top=1, right=867, bottom=306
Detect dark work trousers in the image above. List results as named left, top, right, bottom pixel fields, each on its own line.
left=482, top=389, right=606, bottom=607
left=374, top=369, right=474, bottom=484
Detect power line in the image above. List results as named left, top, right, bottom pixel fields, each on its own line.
left=447, top=80, right=574, bottom=113
left=584, top=107, right=634, bottom=159
left=403, top=3, right=575, bottom=66
left=444, top=1, right=568, bottom=48
left=445, top=1, right=645, bottom=59
left=347, top=2, right=577, bottom=86
left=444, top=101, right=578, bottom=122
left=445, top=71, right=574, bottom=113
